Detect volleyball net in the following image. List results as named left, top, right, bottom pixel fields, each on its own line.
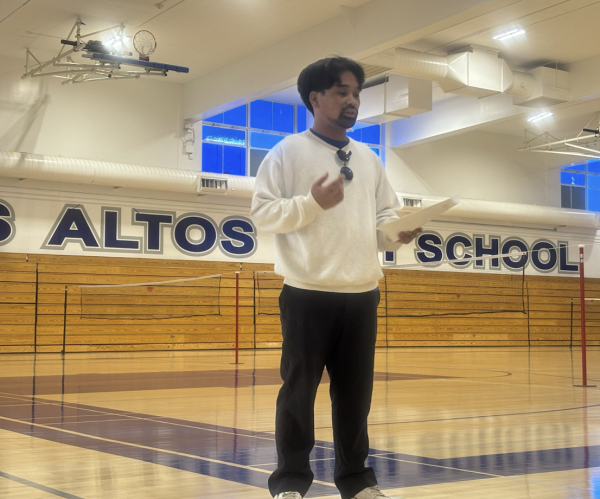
left=79, top=273, right=224, bottom=320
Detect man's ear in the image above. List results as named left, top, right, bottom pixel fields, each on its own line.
left=309, top=91, right=320, bottom=111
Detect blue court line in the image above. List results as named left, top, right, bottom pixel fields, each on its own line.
left=0, top=470, right=85, bottom=499
left=1, top=395, right=600, bottom=496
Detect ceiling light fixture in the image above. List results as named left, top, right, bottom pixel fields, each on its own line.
left=528, top=112, right=553, bottom=123
left=493, top=28, right=526, bottom=41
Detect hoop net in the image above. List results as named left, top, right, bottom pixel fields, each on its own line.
left=133, top=30, right=156, bottom=61
left=79, top=273, right=222, bottom=320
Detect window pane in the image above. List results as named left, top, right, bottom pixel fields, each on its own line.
left=202, top=143, right=222, bottom=173
left=296, top=106, right=307, bottom=133
left=273, top=102, right=294, bottom=133
left=347, top=129, right=361, bottom=141
left=370, top=147, right=380, bottom=156
left=572, top=186, right=585, bottom=209
left=588, top=175, right=600, bottom=188
left=204, top=113, right=223, bottom=124
left=564, top=163, right=586, bottom=172
left=361, top=124, right=381, bottom=145
left=250, top=149, right=269, bottom=177
left=224, top=105, right=247, bottom=127
left=223, top=146, right=246, bottom=176
left=588, top=159, right=600, bottom=174
left=202, top=125, right=245, bottom=146
left=589, top=188, right=600, bottom=211
left=560, top=185, right=571, bottom=208
left=250, top=132, right=284, bottom=150
left=250, top=100, right=273, bottom=130
left=560, top=171, right=585, bottom=186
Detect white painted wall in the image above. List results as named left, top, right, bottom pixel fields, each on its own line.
left=385, top=130, right=565, bottom=207
left=0, top=58, right=194, bottom=171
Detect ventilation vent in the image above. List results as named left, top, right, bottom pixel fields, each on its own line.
left=198, top=176, right=228, bottom=195
left=402, top=197, right=422, bottom=208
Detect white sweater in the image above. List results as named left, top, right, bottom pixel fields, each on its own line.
left=250, top=130, right=401, bottom=293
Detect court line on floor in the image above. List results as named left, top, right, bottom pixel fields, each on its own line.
left=372, top=453, right=592, bottom=493
left=316, top=402, right=600, bottom=429
left=0, top=470, right=85, bottom=499
left=0, top=414, right=338, bottom=493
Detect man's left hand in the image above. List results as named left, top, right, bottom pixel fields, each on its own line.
left=396, top=227, right=422, bottom=244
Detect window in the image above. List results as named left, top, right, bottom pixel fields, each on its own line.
left=202, top=102, right=383, bottom=176
left=560, top=160, right=600, bottom=211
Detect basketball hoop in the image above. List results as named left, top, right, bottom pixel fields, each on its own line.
left=133, top=30, right=156, bottom=61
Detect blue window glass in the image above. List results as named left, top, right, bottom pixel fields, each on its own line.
left=564, top=163, right=586, bottom=172
left=361, top=125, right=381, bottom=145
left=204, top=113, right=223, bottom=124
left=297, top=106, right=307, bottom=133
left=588, top=159, right=600, bottom=174
left=273, top=103, right=294, bottom=133
left=224, top=105, right=247, bottom=127
left=588, top=175, right=600, bottom=188
left=560, top=171, right=585, bottom=186
left=202, top=125, right=245, bottom=146
left=250, top=100, right=273, bottom=130
left=223, top=146, right=246, bottom=176
left=588, top=189, right=600, bottom=212
left=370, top=147, right=380, bottom=156
left=250, top=132, right=285, bottom=150
left=347, top=129, right=361, bottom=141
left=202, top=143, right=223, bottom=173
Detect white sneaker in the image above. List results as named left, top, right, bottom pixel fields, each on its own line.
left=351, top=485, right=404, bottom=499
left=273, top=493, right=302, bottom=499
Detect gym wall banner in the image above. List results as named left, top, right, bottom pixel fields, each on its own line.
left=0, top=195, right=593, bottom=276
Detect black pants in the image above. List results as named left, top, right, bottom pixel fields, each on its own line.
left=268, top=285, right=380, bottom=499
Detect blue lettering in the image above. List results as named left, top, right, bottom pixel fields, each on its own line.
left=46, top=206, right=99, bottom=248
left=474, top=235, right=500, bottom=269
left=501, top=238, right=529, bottom=270
left=219, top=218, right=256, bottom=257
left=134, top=212, right=173, bottom=252
left=558, top=241, right=578, bottom=273
left=531, top=240, right=557, bottom=272
left=415, top=232, right=443, bottom=264
left=0, top=200, right=15, bottom=246
left=173, top=214, right=217, bottom=256
left=445, top=234, right=472, bottom=267
left=103, top=209, right=139, bottom=250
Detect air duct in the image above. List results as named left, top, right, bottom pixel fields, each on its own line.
left=393, top=46, right=537, bottom=99
left=0, top=151, right=255, bottom=198
left=357, top=73, right=432, bottom=124
left=398, top=193, right=600, bottom=229
left=1, top=151, right=594, bottom=229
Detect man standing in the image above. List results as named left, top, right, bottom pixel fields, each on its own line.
left=251, top=57, right=420, bottom=499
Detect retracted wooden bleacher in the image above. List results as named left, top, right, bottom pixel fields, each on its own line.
left=0, top=252, right=598, bottom=352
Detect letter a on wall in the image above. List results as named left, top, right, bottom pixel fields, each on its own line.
left=42, top=204, right=101, bottom=250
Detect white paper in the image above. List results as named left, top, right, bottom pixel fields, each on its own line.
left=377, top=196, right=460, bottom=239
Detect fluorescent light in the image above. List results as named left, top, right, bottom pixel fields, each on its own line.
left=528, top=112, right=553, bottom=123
left=493, top=28, right=526, bottom=41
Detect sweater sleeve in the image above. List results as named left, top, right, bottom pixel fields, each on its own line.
left=250, top=149, right=324, bottom=234
left=375, top=162, right=403, bottom=252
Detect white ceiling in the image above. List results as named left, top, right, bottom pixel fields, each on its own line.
left=2, top=0, right=600, bottom=143
left=0, top=0, right=372, bottom=83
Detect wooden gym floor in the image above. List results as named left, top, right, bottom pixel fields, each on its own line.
left=0, top=347, right=599, bottom=498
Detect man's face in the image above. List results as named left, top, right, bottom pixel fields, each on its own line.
left=310, top=71, right=361, bottom=130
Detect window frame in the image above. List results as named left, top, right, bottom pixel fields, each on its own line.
left=201, top=102, right=383, bottom=176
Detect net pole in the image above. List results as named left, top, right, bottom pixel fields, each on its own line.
left=575, top=245, right=595, bottom=387
left=236, top=272, right=239, bottom=364
left=62, top=286, right=68, bottom=355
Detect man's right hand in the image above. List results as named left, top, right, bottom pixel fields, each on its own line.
left=311, top=172, right=345, bottom=210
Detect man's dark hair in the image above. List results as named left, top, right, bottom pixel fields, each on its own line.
left=297, top=57, right=365, bottom=115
